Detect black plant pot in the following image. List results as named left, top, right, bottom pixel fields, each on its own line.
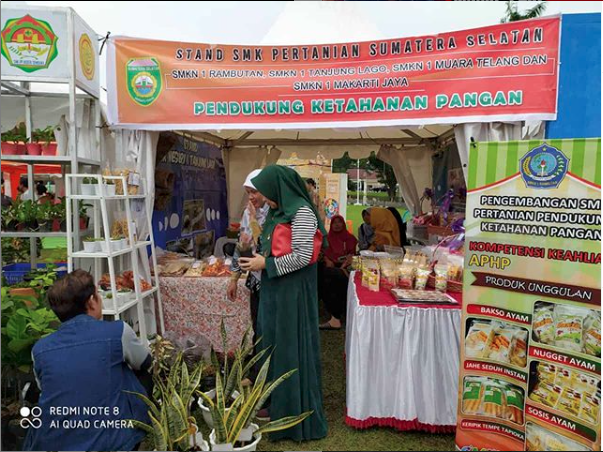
left=60, top=220, right=67, bottom=232
left=200, top=376, right=216, bottom=393
left=4, top=220, right=18, bottom=231
left=38, top=222, right=52, bottom=232
left=26, top=220, right=39, bottom=232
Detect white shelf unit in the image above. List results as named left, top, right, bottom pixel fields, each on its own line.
left=66, top=174, right=164, bottom=342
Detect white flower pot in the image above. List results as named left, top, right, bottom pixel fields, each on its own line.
left=83, top=241, right=98, bottom=253
left=210, top=424, right=261, bottom=452
left=189, top=426, right=209, bottom=451
left=81, top=184, right=95, bottom=196
left=117, top=291, right=133, bottom=306
left=110, top=240, right=122, bottom=252
left=120, top=238, right=129, bottom=250
left=99, top=240, right=109, bottom=253
left=104, top=184, right=116, bottom=197
left=198, top=389, right=240, bottom=429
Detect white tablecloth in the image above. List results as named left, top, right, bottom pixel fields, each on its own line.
left=345, top=272, right=462, bottom=432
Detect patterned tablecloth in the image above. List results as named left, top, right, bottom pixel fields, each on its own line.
left=159, top=276, right=251, bottom=353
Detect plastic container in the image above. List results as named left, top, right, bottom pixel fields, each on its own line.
left=2, top=263, right=67, bottom=285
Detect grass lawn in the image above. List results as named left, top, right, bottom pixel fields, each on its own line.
left=259, top=329, right=455, bottom=451
left=345, top=205, right=410, bottom=235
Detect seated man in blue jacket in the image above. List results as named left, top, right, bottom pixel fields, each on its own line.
left=24, top=270, right=151, bottom=451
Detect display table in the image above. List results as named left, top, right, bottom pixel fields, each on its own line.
left=160, top=276, right=251, bottom=353
left=345, top=271, right=462, bottom=433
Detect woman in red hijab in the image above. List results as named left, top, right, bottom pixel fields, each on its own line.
left=319, top=215, right=358, bottom=330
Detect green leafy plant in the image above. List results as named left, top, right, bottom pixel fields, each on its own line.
left=78, top=201, right=92, bottom=218
left=1, top=238, right=30, bottom=264
left=1, top=130, right=18, bottom=143
left=200, top=347, right=312, bottom=446
left=32, top=126, right=56, bottom=145
left=83, top=236, right=96, bottom=242
left=82, top=177, right=99, bottom=184
left=111, top=235, right=124, bottom=241
left=1, top=286, right=59, bottom=375
left=105, top=179, right=115, bottom=185
left=129, top=352, right=205, bottom=451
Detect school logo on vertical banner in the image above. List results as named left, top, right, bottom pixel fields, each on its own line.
left=126, top=57, right=162, bottom=106
left=78, top=33, right=95, bottom=80
left=1, top=14, right=59, bottom=72
left=520, top=143, right=569, bottom=189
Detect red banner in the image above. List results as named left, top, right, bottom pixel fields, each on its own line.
left=107, top=17, right=560, bottom=130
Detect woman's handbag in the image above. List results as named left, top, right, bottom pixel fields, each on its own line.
left=271, top=223, right=322, bottom=264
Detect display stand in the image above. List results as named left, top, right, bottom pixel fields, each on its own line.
left=65, top=174, right=164, bottom=342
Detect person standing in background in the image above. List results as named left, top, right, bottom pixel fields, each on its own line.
left=306, top=178, right=325, bottom=222
left=18, top=177, right=31, bottom=201
left=369, top=207, right=401, bottom=251
left=240, top=165, right=328, bottom=442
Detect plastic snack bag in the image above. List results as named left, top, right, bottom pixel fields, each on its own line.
left=414, top=267, right=430, bottom=290
left=397, top=261, right=415, bottom=289
left=509, top=329, right=528, bottom=368
left=533, top=304, right=555, bottom=345
left=465, top=321, right=494, bottom=359
left=554, top=368, right=573, bottom=388
left=529, top=381, right=555, bottom=406
left=583, top=311, right=601, bottom=357
left=504, top=385, right=525, bottom=425
left=578, top=392, right=600, bottom=425
left=487, top=323, right=514, bottom=364
left=554, top=306, right=584, bottom=353
left=482, top=381, right=505, bottom=420
left=555, top=388, right=582, bottom=417
left=364, top=259, right=380, bottom=292
left=379, top=258, right=399, bottom=290
left=537, top=363, right=558, bottom=386
left=462, top=378, right=484, bottom=415
left=435, top=265, right=448, bottom=292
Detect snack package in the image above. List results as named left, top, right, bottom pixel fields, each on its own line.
left=434, top=265, right=448, bottom=292
left=364, top=259, right=380, bottom=292
left=574, top=374, right=600, bottom=398
left=583, top=311, right=601, bottom=357
left=447, top=255, right=464, bottom=282
left=462, top=378, right=484, bottom=415
left=482, top=382, right=505, bottom=420
left=556, top=388, right=582, bottom=417
left=554, top=368, right=573, bottom=388
left=529, top=382, right=555, bottom=406
left=361, top=258, right=373, bottom=288
left=379, top=258, right=399, bottom=290
left=533, top=304, right=555, bottom=345
left=398, top=263, right=415, bottom=289
left=578, top=392, right=600, bottom=425
left=487, top=323, right=514, bottom=364
left=526, top=423, right=545, bottom=451
left=544, top=385, right=563, bottom=408
left=537, top=363, right=558, bottom=386
left=509, top=329, right=528, bottom=368
left=465, top=321, right=494, bottom=359
left=554, top=306, right=584, bottom=352
left=504, top=385, right=525, bottom=425
left=414, top=267, right=430, bottom=290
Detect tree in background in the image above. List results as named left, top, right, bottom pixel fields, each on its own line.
left=501, top=0, right=546, bottom=23
left=332, top=152, right=399, bottom=202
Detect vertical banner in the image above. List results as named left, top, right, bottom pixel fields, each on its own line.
left=456, top=139, right=601, bottom=451
left=321, top=172, right=348, bottom=229
left=152, top=133, right=228, bottom=258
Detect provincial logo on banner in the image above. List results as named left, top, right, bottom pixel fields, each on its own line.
left=1, top=14, right=59, bottom=73
left=78, top=33, right=95, bottom=80
left=126, top=57, right=162, bottom=106
left=520, top=143, right=569, bottom=189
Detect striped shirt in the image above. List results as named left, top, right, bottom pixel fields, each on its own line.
left=274, top=206, right=318, bottom=277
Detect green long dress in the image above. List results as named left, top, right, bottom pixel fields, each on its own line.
left=251, top=165, right=329, bottom=442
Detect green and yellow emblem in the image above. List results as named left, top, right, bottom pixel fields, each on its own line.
left=1, top=14, right=59, bottom=73
left=126, top=57, right=162, bottom=106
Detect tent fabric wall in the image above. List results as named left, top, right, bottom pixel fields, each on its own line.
left=377, top=145, right=432, bottom=216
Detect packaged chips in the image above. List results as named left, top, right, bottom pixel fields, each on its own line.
left=554, top=306, right=584, bottom=353
left=465, top=321, right=494, bottom=359
left=533, top=304, right=556, bottom=345
left=461, top=376, right=525, bottom=426
left=464, top=319, right=529, bottom=368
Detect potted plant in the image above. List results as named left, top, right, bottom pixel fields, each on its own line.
left=104, top=179, right=117, bottom=197
left=14, top=200, right=38, bottom=231
left=25, top=135, right=41, bottom=156
left=202, top=354, right=312, bottom=452
left=36, top=203, right=54, bottom=232
left=78, top=201, right=91, bottom=230
left=1, top=203, right=18, bottom=231
left=198, top=322, right=258, bottom=429
left=129, top=353, right=208, bottom=451
left=81, top=177, right=100, bottom=196
left=34, top=126, right=58, bottom=156
left=110, top=235, right=124, bottom=252
left=1, top=130, right=20, bottom=155
left=51, top=198, right=67, bottom=232
left=82, top=236, right=99, bottom=253
left=117, top=288, right=134, bottom=305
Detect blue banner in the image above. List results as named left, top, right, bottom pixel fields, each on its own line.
left=152, top=133, right=228, bottom=258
